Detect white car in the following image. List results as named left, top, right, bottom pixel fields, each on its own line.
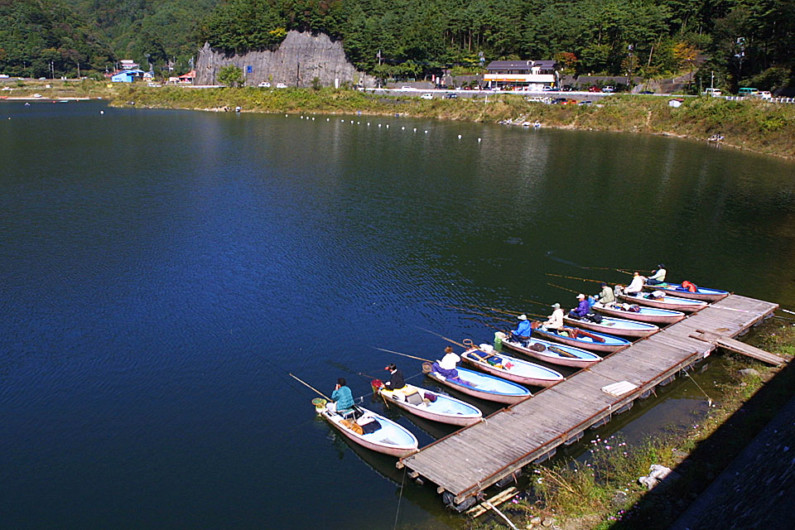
left=703, top=88, right=722, bottom=97
left=258, top=82, right=271, bottom=88
left=757, top=91, right=772, bottom=99
left=420, top=93, right=433, bottom=100
left=276, top=83, right=287, bottom=89
left=400, top=86, right=413, bottom=90
left=602, top=86, right=615, bottom=93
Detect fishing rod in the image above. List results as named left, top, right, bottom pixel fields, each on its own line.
left=416, top=326, right=468, bottom=349
left=431, top=301, right=520, bottom=321
left=547, top=282, right=580, bottom=294
left=546, top=272, right=604, bottom=284
left=288, top=373, right=331, bottom=400
left=521, top=298, right=554, bottom=308
left=373, top=346, right=431, bottom=363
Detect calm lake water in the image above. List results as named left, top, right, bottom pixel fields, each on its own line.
left=1, top=101, right=793, bottom=528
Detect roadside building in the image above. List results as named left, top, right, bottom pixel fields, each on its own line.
left=484, top=60, right=558, bottom=91
left=178, top=70, right=196, bottom=85
left=111, top=69, right=145, bottom=83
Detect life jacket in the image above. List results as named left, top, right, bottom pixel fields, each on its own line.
left=681, top=280, right=698, bottom=293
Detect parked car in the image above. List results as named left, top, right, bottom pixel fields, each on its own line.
left=588, top=86, right=602, bottom=92
left=400, top=86, right=413, bottom=90
left=445, top=93, right=458, bottom=99
left=561, top=85, right=573, bottom=92
left=258, top=82, right=271, bottom=88
left=757, top=91, right=772, bottom=99
left=578, top=100, right=593, bottom=105
left=639, top=90, right=655, bottom=95
left=276, top=83, right=287, bottom=89
left=702, top=88, right=722, bottom=97
left=542, top=86, right=555, bottom=92
left=420, top=93, right=433, bottom=100
left=602, top=86, right=615, bottom=93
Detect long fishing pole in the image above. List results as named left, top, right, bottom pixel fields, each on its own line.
left=416, top=326, right=469, bottom=349
left=373, top=346, right=431, bottom=363
left=548, top=282, right=580, bottom=294
left=288, top=373, right=331, bottom=400
left=546, top=272, right=604, bottom=284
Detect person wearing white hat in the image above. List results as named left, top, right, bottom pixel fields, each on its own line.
left=543, top=303, right=564, bottom=331
left=510, top=313, right=534, bottom=345
left=568, top=293, right=590, bottom=319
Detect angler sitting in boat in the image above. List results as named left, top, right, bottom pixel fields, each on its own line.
left=543, top=303, right=564, bottom=331
left=510, top=314, right=534, bottom=346
left=567, top=293, right=590, bottom=320
left=328, top=378, right=355, bottom=415
left=383, top=363, right=406, bottom=390
left=431, top=346, right=462, bottom=380
left=594, top=282, right=615, bottom=306
left=647, top=264, right=667, bottom=286
left=625, top=272, right=646, bottom=295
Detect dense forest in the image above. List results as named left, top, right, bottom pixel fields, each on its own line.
left=1, top=0, right=792, bottom=91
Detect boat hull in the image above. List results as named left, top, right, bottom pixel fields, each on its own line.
left=321, top=407, right=418, bottom=458
left=460, top=348, right=564, bottom=387
left=563, top=315, right=659, bottom=338
left=618, top=293, right=707, bottom=313
left=592, top=302, right=686, bottom=324
left=378, top=385, right=482, bottom=427
left=533, top=327, right=631, bottom=353
left=424, top=365, right=531, bottom=405
left=500, top=337, right=601, bottom=368
left=643, top=283, right=729, bottom=302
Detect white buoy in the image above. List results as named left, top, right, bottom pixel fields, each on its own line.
left=285, top=114, right=288, bottom=117
left=378, top=124, right=381, bottom=127
left=327, top=118, right=330, bottom=121
left=367, top=122, right=370, bottom=126
left=478, top=137, right=482, bottom=142
left=386, top=124, right=389, bottom=128
left=401, top=126, right=405, bottom=130
left=100, top=110, right=104, bottom=115
left=458, top=134, right=462, bottom=139
left=413, top=128, right=417, bottom=132
left=425, top=130, right=428, bottom=134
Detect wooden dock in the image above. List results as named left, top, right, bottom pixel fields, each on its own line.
left=398, top=294, right=781, bottom=509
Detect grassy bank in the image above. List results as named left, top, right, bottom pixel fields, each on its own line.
left=481, top=319, right=794, bottom=530
left=3, top=80, right=793, bottom=159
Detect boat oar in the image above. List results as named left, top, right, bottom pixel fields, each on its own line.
left=373, top=347, right=431, bottom=363
left=288, top=373, right=332, bottom=401
left=546, top=272, right=604, bottom=284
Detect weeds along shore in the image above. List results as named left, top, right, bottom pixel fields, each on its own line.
left=107, top=85, right=795, bottom=160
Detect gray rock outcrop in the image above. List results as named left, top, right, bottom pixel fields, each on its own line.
left=195, top=31, right=373, bottom=88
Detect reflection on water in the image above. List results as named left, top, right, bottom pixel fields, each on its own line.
left=0, top=101, right=793, bottom=527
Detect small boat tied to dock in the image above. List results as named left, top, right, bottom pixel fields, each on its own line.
left=643, top=282, right=730, bottom=302
left=531, top=325, right=632, bottom=353
left=315, top=401, right=419, bottom=458
left=563, top=314, right=660, bottom=338
left=592, top=301, right=686, bottom=324
left=618, top=290, right=708, bottom=313
left=498, top=333, right=602, bottom=368
left=459, top=340, right=564, bottom=387
left=422, top=363, right=532, bottom=404
left=373, top=381, right=483, bottom=427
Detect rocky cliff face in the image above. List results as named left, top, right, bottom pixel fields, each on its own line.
left=195, top=31, right=373, bottom=88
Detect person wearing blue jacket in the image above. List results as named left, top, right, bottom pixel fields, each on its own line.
left=568, top=294, right=590, bottom=319
left=511, top=314, right=533, bottom=345
left=329, top=378, right=354, bottom=414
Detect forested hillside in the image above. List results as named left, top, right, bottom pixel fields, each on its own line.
left=1, top=0, right=792, bottom=92
left=0, top=0, right=114, bottom=78
left=199, top=0, right=793, bottom=91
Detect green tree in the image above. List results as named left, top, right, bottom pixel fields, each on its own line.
left=218, top=64, right=244, bottom=87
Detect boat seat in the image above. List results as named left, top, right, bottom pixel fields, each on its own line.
left=405, top=391, right=424, bottom=406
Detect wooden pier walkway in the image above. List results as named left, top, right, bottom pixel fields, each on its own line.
left=398, top=294, right=780, bottom=508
